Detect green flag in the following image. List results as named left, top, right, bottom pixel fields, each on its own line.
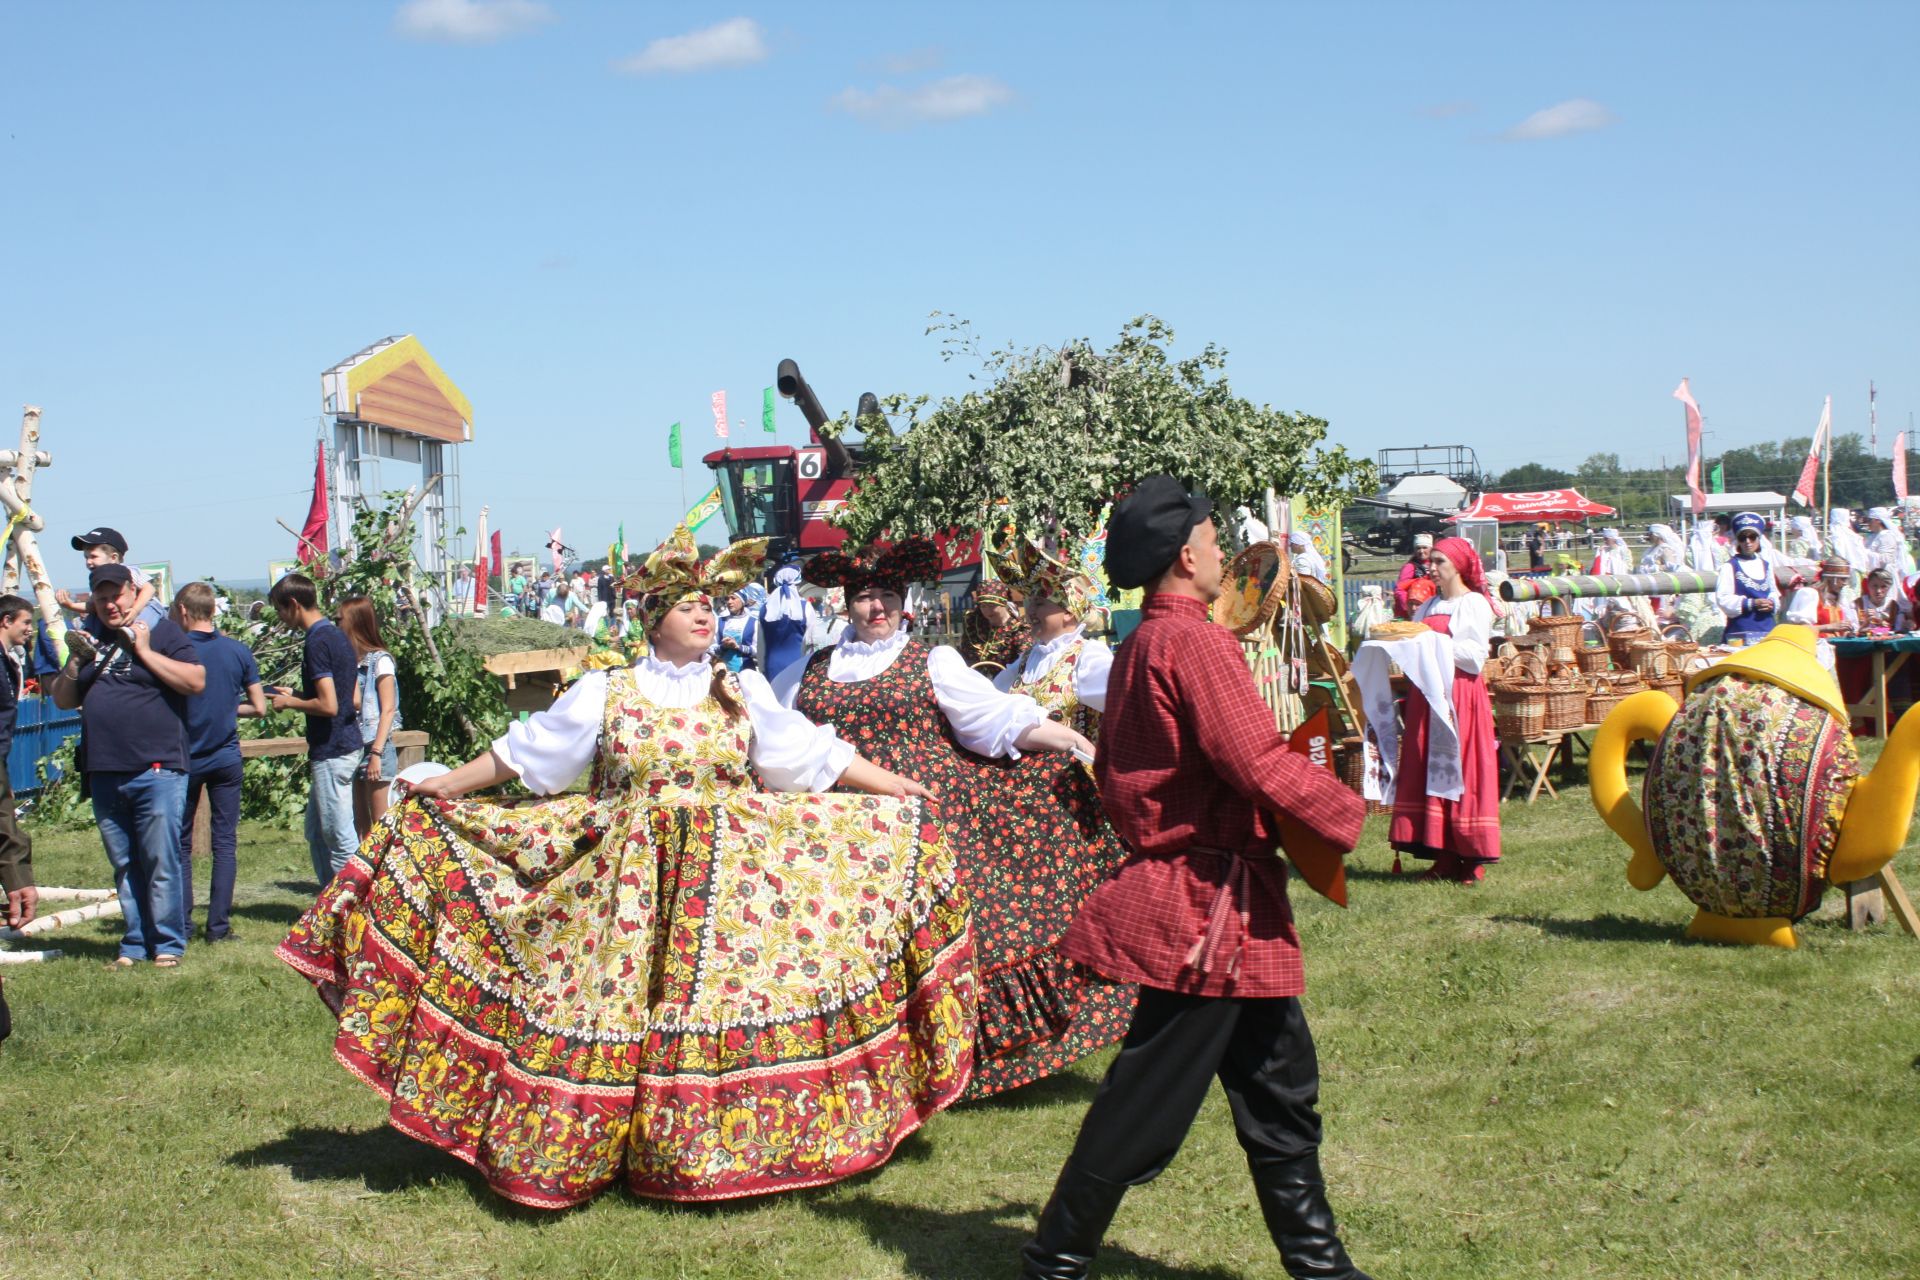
left=1708, top=462, right=1725, bottom=493
left=613, top=522, right=626, bottom=573
left=668, top=421, right=682, bottom=468
left=762, top=386, right=776, bottom=433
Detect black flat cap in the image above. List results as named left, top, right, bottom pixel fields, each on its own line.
left=72, top=527, right=129, bottom=554
left=88, top=562, right=134, bottom=589
left=1105, top=475, right=1213, bottom=589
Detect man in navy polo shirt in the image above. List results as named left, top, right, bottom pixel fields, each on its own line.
left=267, top=573, right=363, bottom=889
left=173, top=582, right=267, bottom=942
left=49, top=563, right=205, bottom=966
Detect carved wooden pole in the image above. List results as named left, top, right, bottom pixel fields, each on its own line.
left=0, top=406, right=67, bottom=650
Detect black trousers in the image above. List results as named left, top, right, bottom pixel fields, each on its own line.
left=1065, top=986, right=1324, bottom=1185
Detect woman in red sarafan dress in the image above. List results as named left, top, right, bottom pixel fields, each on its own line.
left=1390, top=535, right=1502, bottom=884
left=771, top=539, right=1129, bottom=1099
left=277, top=528, right=976, bottom=1209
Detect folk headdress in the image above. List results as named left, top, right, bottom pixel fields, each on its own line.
left=803, top=537, right=941, bottom=596
left=624, top=524, right=770, bottom=632
left=984, top=526, right=1097, bottom=617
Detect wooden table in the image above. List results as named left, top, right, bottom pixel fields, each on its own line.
left=189, top=730, right=429, bottom=856
left=1499, top=730, right=1564, bottom=804
left=484, top=646, right=591, bottom=714
left=1832, top=635, right=1920, bottom=737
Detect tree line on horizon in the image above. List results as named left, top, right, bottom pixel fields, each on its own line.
left=1488, top=431, right=1918, bottom=524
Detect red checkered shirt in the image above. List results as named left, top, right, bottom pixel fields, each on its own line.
left=1063, top=592, right=1366, bottom=997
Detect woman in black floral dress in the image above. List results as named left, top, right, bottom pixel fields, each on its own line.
left=772, top=540, right=1136, bottom=1098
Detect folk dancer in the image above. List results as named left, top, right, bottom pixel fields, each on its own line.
left=777, top=541, right=1133, bottom=1098
left=1022, top=476, right=1371, bottom=1280
left=278, top=527, right=975, bottom=1208
left=988, top=531, right=1113, bottom=740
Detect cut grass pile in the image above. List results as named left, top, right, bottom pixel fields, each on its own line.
left=3, top=758, right=1918, bottom=1279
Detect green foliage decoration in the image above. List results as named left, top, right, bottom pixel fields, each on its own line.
left=824, top=314, right=1378, bottom=546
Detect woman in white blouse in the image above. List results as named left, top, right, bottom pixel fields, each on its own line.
left=778, top=539, right=1136, bottom=1100
left=1389, top=536, right=1502, bottom=884
left=276, top=527, right=978, bottom=1210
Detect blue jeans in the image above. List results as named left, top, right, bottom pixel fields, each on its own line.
left=307, top=750, right=364, bottom=889
left=93, top=768, right=190, bottom=960
left=179, top=759, right=244, bottom=939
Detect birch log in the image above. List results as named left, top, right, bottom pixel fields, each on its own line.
left=0, top=898, right=122, bottom=939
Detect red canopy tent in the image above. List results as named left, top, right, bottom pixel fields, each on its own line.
left=1451, top=488, right=1617, bottom=524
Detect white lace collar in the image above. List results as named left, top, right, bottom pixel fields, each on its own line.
left=636, top=653, right=713, bottom=683
left=825, top=623, right=914, bottom=683
left=1015, top=625, right=1083, bottom=681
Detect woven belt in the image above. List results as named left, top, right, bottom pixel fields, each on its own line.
left=1182, top=846, right=1251, bottom=978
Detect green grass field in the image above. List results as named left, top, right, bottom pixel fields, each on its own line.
left=4, top=760, right=1919, bottom=1280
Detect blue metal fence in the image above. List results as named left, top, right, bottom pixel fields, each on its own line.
left=8, top=695, right=82, bottom=795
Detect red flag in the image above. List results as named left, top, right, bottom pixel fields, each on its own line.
left=1674, top=379, right=1705, bottom=517
left=296, top=440, right=329, bottom=566
left=1791, top=396, right=1830, bottom=509
left=1895, top=430, right=1909, bottom=503
left=472, top=557, right=488, bottom=612
left=1276, top=707, right=1348, bottom=908
left=492, top=529, right=504, bottom=579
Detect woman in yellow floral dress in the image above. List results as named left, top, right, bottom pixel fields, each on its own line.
left=277, top=529, right=976, bottom=1209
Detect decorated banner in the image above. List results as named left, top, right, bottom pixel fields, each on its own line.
left=1791, top=396, right=1829, bottom=507
left=1674, top=378, right=1706, bottom=517
left=668, top=421, right=682, bottom=468
left=711, top=391, right=728, bottom=439
left=763, top=386, right=776, bottom=432
left=1288, top=498, right=1344, bottom=647
left=685, top=484, right=724, bottom=532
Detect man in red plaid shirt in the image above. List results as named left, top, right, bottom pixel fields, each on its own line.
left=1021, top=476, right=1371, bottom=1280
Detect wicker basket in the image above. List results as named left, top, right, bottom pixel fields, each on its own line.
left=1575, top=645, right=1613, bottom=675
left=1627, top=641, right=1672, bottom=679
left=1335, top=737, right=1366, bottom=795
left=1529, top=613, right=1584, bottom=649
left=1544, top=679, right=1589, bottom=732
left=1492, top=684, right=1547, bottom=740
left=1649, top=673, right=1685, bottom=702
left=1585, top=676, right=1628, bottom=724
left=1506, top=650, right=1548, bottom=685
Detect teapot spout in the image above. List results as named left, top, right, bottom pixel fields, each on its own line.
left=1589, top=690, right=1679, bottom=891
left=1830, top=702, right=1920, bottom=885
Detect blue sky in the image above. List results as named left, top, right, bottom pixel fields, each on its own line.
left=2, top=1, right=1915, bottom=580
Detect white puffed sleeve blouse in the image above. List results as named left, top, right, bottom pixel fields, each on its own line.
left=769, top=625, right=1048, bottom=758
left=492, top=655, right=854, bottom=796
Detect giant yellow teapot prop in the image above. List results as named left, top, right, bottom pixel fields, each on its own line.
left=1589, top=625, right=1918, bottom=948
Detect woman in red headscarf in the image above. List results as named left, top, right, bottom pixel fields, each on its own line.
left=1391, top=536, right=1502, bottom=883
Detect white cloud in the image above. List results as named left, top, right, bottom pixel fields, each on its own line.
left=1501, top=97, right=1617, bottom=141
left=615, top=17, right=768, bottom=74
left=393, top=0, right=553, bottom=44
left=831, top=74, right=1017, bottom=127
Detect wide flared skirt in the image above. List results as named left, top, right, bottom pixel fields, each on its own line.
left=948, top=752, right=1136, bottom=1097
left=277, top=791, right=976, bottom=1208
left=1389, top=673, right=1503, bottom=864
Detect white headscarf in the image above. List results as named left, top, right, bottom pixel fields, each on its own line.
left=1829, top=508, right=1872, bottom=573
left=1594, top=528, right=1632, bottom=576
left=1641, top=524, right=1685, bottom=571
left=1867, top=506, right=1897, bottom=530
left=764, top=563, right=807, bottom=622
left=1789, top=515, right=1823, bottom=553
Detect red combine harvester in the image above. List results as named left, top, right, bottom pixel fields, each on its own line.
left=702, top=360, right=981, bottom=574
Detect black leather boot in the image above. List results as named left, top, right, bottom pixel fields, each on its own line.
left=1018, top=1162, right=1129, bottom=1280
left=1249, top=1153, right=1372, bottom=1280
